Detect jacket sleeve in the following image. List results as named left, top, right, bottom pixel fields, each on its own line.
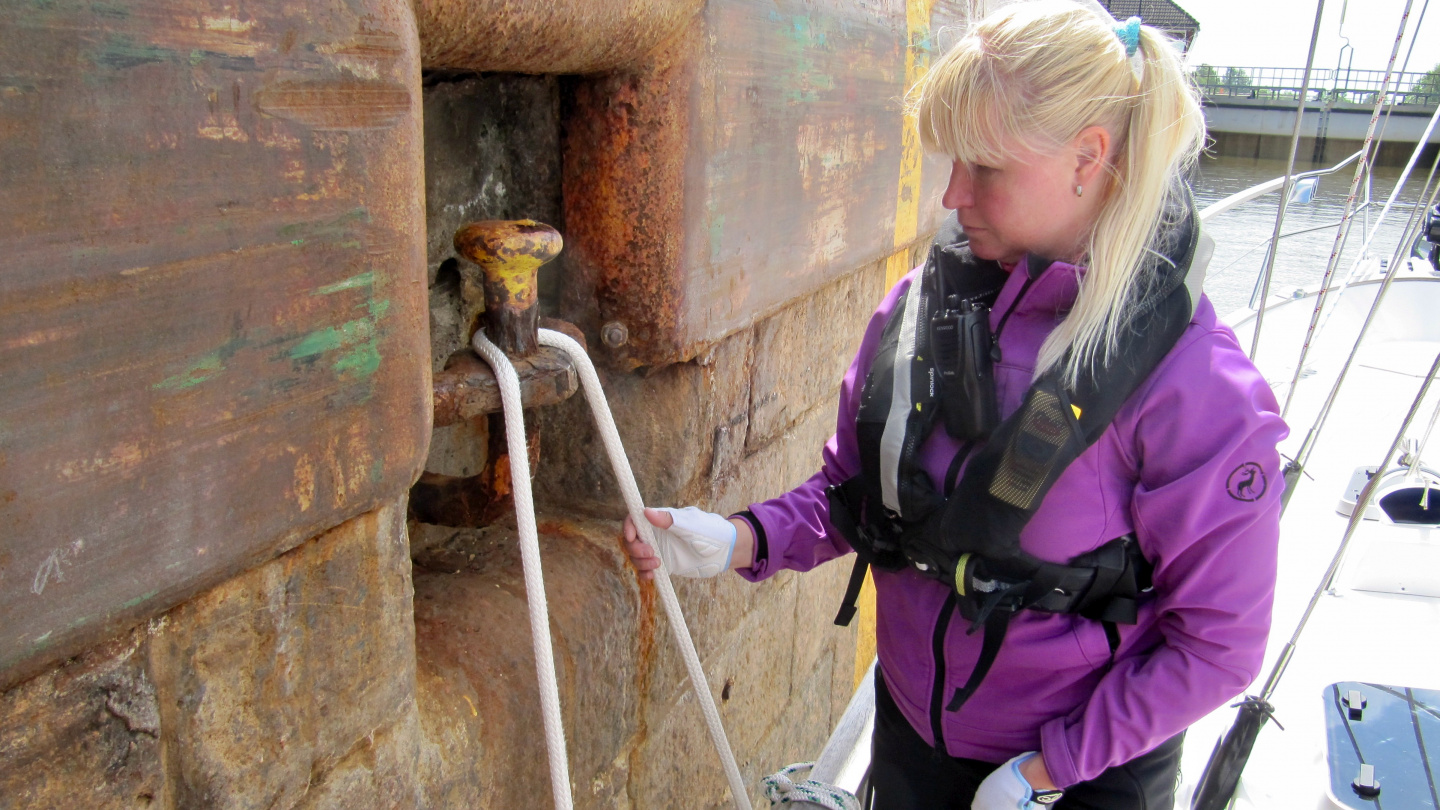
left=737, top=271, right=917, bottom=581
left=1039, top=324, right=1289, bottom=787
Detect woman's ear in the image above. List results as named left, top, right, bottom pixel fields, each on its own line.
left=1073, top=125, right=1112, bottom=186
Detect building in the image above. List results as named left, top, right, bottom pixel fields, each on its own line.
left=1100, top=0, right=1201, bottom=53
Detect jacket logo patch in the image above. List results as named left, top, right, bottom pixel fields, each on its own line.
left=1226, top=462, right=1267, bottom=502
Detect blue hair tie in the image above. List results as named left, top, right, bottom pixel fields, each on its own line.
left=1113, top=16, right=1141, bottom=57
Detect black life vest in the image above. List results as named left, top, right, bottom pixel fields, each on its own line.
left=826, top=188, right=1211, bottom=713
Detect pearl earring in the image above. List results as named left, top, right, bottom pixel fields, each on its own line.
left=1075, top=184, right=1084, bottom=198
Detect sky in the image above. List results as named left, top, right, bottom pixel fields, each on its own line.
left=1180, top=0, right=1440, bottom=76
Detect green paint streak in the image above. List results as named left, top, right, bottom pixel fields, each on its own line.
left=33, top=631, right=52, bottom=645
left=334, top=342, right=381, bottom=379
left=768, top=12, right=839, bottom=104
left=90, top=1, right=129, bottom=18
left=278, top=207, right=369, bottom=242
left=709, top=212, right=726, bottom=265
left=289, top=265, right=389, bottom=382
left=153, top=337, right=245, bottom=392
left=314, top=271, right=375, bottom=296
left=370, top=458, right=385, bottom=483
left=97, top=35, right=174, bottom=70
left=120, top=591, right=160, bottom=610
left=288, top=318, right=374, bottom=360
left=153, top=352, right=224, bottom=391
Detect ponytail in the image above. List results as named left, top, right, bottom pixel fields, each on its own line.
left=913, top=2, right=1205, bottom=386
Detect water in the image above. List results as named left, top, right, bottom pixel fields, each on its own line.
left=1193, top=154, right=1438, bottom=318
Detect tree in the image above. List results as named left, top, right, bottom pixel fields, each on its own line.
left=1404, top=63, right=1440, bottom=105
left=1193, top=63, right=1221, bottom=92
left=1223, top=67, right=1253, bottom=94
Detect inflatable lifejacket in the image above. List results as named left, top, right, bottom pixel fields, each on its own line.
left=826, top=188, right=1212, bottom=713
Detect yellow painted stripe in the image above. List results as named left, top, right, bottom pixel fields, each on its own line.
left=853, top=570, right=877, bottom=689
left=860, top=0, right=937, bottom=689
left=886, top=0, right=938, bottom=293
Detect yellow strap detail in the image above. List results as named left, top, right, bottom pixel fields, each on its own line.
left=954, top=553, right=972, bottom=596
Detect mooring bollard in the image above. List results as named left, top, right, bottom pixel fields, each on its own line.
left=412, top=219, right=581, bottom=528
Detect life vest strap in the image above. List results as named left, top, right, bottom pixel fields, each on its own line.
left=834, top=557, right=870, bottom=627
left=946, top=602, right=1015, bottom=712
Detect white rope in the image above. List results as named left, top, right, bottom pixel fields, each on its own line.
left=472, top=331, right=574, bottom=810
left=535, top=328, right=753, bottom=809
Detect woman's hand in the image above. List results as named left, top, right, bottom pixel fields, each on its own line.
left=972, top=752, right=1063, bottom=809
left=1017, top=754, right=1057, bottom=791
left=621, top=507, right=755, bottom=580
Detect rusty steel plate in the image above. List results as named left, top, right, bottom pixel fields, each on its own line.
left=565, top=0, right=966, bottom=368
left=0, top=0, right=429, bottom=687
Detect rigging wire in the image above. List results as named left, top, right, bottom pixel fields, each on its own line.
left=1274, top=0, right=1418, bottom=420
left=1286, top=146, right=1440, bottom=482
left=1367, top=0, right=1431, bottom=161
left=1247, top=0, right=1331, bottom=361
left=1287, top=100, right=1440, bottom=389
left=1261, top=346, right=1440, bottom=707
left=1296, top=0, right=1435, bottom=355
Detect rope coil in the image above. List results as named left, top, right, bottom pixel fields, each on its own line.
left=761, top=763, right=862, bottom=810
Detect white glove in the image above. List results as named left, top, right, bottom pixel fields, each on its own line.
left=972, top=753, right=1064, bottom=809
left=649, top=506, right=736, bottom=578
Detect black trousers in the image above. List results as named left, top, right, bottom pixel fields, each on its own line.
left=869, top=671, right=1184, bottom=810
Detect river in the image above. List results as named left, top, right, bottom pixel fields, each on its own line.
left=1193, top=153, right=1436, bottom=317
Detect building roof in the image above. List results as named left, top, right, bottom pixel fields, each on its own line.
left=1099, top=0, right=1200, bottom=33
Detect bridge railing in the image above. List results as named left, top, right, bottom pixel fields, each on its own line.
left=1191, top=66, right=1440, bottom=107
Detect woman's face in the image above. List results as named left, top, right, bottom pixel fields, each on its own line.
left=941, top=131, right=1109, bottom=265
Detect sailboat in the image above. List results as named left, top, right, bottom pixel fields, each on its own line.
left=1174, top=196, right=1440, bottom=808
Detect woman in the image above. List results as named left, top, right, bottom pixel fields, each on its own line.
left=624, top=3, right=1286, bottom=808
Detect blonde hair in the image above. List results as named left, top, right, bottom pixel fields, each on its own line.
left=913, top=1, right=1204, bottom=386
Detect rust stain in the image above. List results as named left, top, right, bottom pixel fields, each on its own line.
left=53, top=442, right=145, bottom=483
left=562, top=29, right=697, bottom=369
left=491, top=454, right=512, bottom=498
left=320, top=28, right=405, bottom=60
left=254, top=80, right=411, bottom=130
left=294, top=452, right=316, bottom=512
left=630, top=545, right=659, bottom=768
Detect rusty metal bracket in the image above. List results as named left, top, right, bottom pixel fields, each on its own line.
left=431, top=318, right=585, bottom=427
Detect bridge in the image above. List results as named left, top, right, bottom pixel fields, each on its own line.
left=1196, top=66, right=1440, bottom=163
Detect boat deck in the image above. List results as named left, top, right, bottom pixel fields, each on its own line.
left=1179, top=267, right=1440, bottom=809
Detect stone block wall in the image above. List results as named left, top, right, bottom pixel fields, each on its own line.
left=0, top=501, right=422, bottom=809
left=0, top=67, right=932, bottom=809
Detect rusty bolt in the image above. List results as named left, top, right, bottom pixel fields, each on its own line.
left=601, top=321, right=629, bottom=349
left=454, top=220, right=562, bottom=356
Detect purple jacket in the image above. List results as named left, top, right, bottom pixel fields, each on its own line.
left=739, top=255, right=1287, bottom=788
